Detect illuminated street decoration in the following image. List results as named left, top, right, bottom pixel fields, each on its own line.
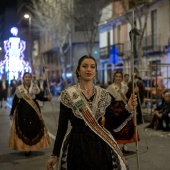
left=0, top=27, right=32, bottom=81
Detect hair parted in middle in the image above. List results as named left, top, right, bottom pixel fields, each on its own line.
left=114, top=70, right=123, bottom=78
left=23, top=72, right=32, bottom=79
left=75, top=55, right=97, bottom=81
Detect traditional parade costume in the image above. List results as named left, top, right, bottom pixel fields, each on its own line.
left=105, top=83, right=139, bottom=144
left=52, top=84, right=134, bottom=170
left=9, top=83, right=51, bottom=152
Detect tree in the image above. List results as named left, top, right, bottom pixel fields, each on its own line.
left=119, top=0, right=150, bottom=69
left=28, top=0, right=115, bottom=84
left=72, top=0, right=115, bottom=55
left=28, top=0, right=71, bottom=84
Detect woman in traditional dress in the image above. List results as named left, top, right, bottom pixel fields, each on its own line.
left=47, top=55, right=137, bottom=170
left=105, top=71, right=139, bottom=154
left=9, top=72, right=52, bottom=156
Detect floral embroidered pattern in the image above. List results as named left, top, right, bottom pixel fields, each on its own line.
left=15, top=83, right=40, bottom=99
left=60, top=85, right=111, bottom=120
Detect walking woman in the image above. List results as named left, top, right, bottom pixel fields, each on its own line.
left=9, top=72, right=52, bottom=156
left=105, top=71, right=139, bottom=154
left=47, top=55, right=137, bottom=170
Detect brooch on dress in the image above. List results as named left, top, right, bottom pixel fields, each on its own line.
left=72, top=92, right=79, bottom=100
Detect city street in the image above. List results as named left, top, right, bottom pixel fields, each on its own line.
left=0, top=97, right=170, bottom=170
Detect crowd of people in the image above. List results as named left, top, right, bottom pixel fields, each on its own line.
left=3, top=55, right=170, bottom=169
left=0, top=73, right=55, bottom=108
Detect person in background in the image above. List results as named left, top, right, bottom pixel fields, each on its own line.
left=56, top=77, right=65, bottom=95
left=17, top=73, right=22, bottom=86
left=122, top=74, right=129, bottom=86
left=146, top=91, right=170, bottom=131
left=105, top=71, right=138, bottom=154
left=151, top=76, right=166, bottom=105
left=9, top=72, right=52, bottom=156
left=32, top=74, right=38, bottom=84
left=47, top=55, right=137, bottom=170
left=161, top=112, right=170, bottom=132
left=37, top=75, right=47, bottom=107
left=0, top=74, right=9, bottom=108
left=10, top=76, right=17, bottom=97
left=49, top=76, right=57, bottom=96
left=153, top=88, right=169, bottom=113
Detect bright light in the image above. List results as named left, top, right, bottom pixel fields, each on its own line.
left=66, top=73, right=72, bottom=77
left=24, top=14, right=30, bottom=19
left=10, top=27, right=18, bottom=36
left=94, top=50, right=98, bottom=55
left=0, top=47, right=2, bottom=50
left=0, top=34, right=32, bottom=82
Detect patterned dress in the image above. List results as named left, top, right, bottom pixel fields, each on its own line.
left=9, top=83, right=51, bottom=151
left=105, top=83, right=138, bottom=144
left=52, top=84, right=134, bottom=170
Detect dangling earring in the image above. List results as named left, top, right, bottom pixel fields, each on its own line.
left=79, top=74, right=81, bottom=82
left=93, top=76, right=96, bottom=84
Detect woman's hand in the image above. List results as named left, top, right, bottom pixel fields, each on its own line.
left=47, top=157, right=58, bottom=170
left=155, top=112, right=162, bottom=118
left=126, top=94, right=138, bottom=112
left=47, top=94, right=53, bottom=101
left=134, top=86, right=139, bottom=93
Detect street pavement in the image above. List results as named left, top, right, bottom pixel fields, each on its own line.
left=0, top=97, right=170, bottom=170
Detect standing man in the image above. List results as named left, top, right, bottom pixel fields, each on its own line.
left=0, top=74, right=9, bottom=108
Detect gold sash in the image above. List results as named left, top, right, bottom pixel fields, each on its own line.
left=66, top=87, right=128, bottom=169
left=109, top=85, right=127, bottom=104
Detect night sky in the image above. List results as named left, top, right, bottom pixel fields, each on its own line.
left=0, top=0, right=17, bottom=14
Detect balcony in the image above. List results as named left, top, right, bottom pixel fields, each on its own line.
left=124, top=34, right=163, bottom=57
left=100, top=34, right=163, bottom=60
left=142, top=34, right=163, bottom=55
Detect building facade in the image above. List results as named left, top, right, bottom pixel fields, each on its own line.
left=99, top=0, right=170, bottom=86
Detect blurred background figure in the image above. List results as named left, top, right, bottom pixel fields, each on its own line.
left=37, top=75, right=47, bottom=107
left=146, top=91, right=170, bottom=131
left=105, top=71, right=138, bottom=154
left=55, top=76, right=65, bottom=95
left=122, top=74, right=129, bottom=86
left=152, top=76, right=166, bottom=103
left=10, top=76, right=17, bottom=97
left=0, top=74, right=9, bottom=108
left=17, top=73, right=22, bottom=86
left=32, top=74, right=38, bottom=84
left=49, top=76, right=57, bottom=96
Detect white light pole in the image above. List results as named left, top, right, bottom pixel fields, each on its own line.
left=24, top=14, right=32, bottom=32
left=24, top=14, right=33, bottom=72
